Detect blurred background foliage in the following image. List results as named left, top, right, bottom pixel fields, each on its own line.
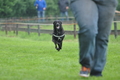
left=0, top=0, right=120, bottom=18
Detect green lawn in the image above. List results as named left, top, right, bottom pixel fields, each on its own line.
left=0, top=31, right=120, bottom=80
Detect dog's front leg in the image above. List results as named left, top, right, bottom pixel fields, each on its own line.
left=55, top=43, right=57, bottom=50
left=57, top=43, right=62, bottom=51
left=54, top=43, right=59, bottom=51
left=55, top=44, right=60, bottom=51
left=60, top=42, right=62, bottom=50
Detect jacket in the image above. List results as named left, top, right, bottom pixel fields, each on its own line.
left=58, top=0, right=69, bottom=12
left=34, top=0, right=47, bottom=11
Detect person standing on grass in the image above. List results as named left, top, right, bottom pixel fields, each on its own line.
left=34, top=0, right=47, bottom=22
left=58, top=0, right=69, bottom=21
left=70, top=0, right=118, bottom=77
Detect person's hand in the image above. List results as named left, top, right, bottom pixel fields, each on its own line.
left=36, top=6, right=38, bottom=9
left=115, top=10, right=120, bottom=13
left=43, top=8, right=46, bottom=10
left=66, top=6, right=69, bottom=10
left=36, top=4, right=38, bottom=9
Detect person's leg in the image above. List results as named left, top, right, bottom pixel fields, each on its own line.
left=39, top=11, right=42, bottom=22
left=42, top=11, right=45, bottom=22
left=60, top=12, right=65, bottom=21
left=70, top=0, right=98, bottom=69
left=65, top=11, right=69, bottom=21
left=37, top=11, right=40, bottom=22
left=90, top=0, right=118, bottom=76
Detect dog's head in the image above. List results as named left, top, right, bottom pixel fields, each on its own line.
left=53, top=20, right=62, bottom=30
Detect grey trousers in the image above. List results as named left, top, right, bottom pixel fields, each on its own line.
left=70, top=0, right=118, bottom=75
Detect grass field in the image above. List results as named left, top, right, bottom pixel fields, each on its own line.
left=0, top=30, right=120, bottom=80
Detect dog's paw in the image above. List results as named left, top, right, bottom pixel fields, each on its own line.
left=57, top=49, right=60, bottom=51
left=56, top=48, right=60, bottom=51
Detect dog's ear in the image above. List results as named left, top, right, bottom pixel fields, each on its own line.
left=53, top=21, right=56, bottom=24
left=59, top=21, right=62, bottom=24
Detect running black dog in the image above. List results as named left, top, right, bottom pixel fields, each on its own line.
left=52, top=20, right=65, bottom=51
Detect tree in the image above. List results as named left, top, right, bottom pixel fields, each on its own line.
left=0, top=0, right=15, bottom=17
left=25, top=0, right=36, bottom=17
left=46, top=0, right=59, bottom=17
left=1, top=0, right=120, bottom=18
left=117, top=0, right=120, bottom=11
left=12, top=0, right=27, bottom=17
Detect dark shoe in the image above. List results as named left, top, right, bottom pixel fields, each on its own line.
left=90, top=71, right=102, bottom=77
left=90, top=74, right=102, bottom=77
left=80, top=66, right=90, bottom=77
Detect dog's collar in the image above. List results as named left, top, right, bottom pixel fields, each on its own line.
left=53, top=34, right=65, bottom=38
